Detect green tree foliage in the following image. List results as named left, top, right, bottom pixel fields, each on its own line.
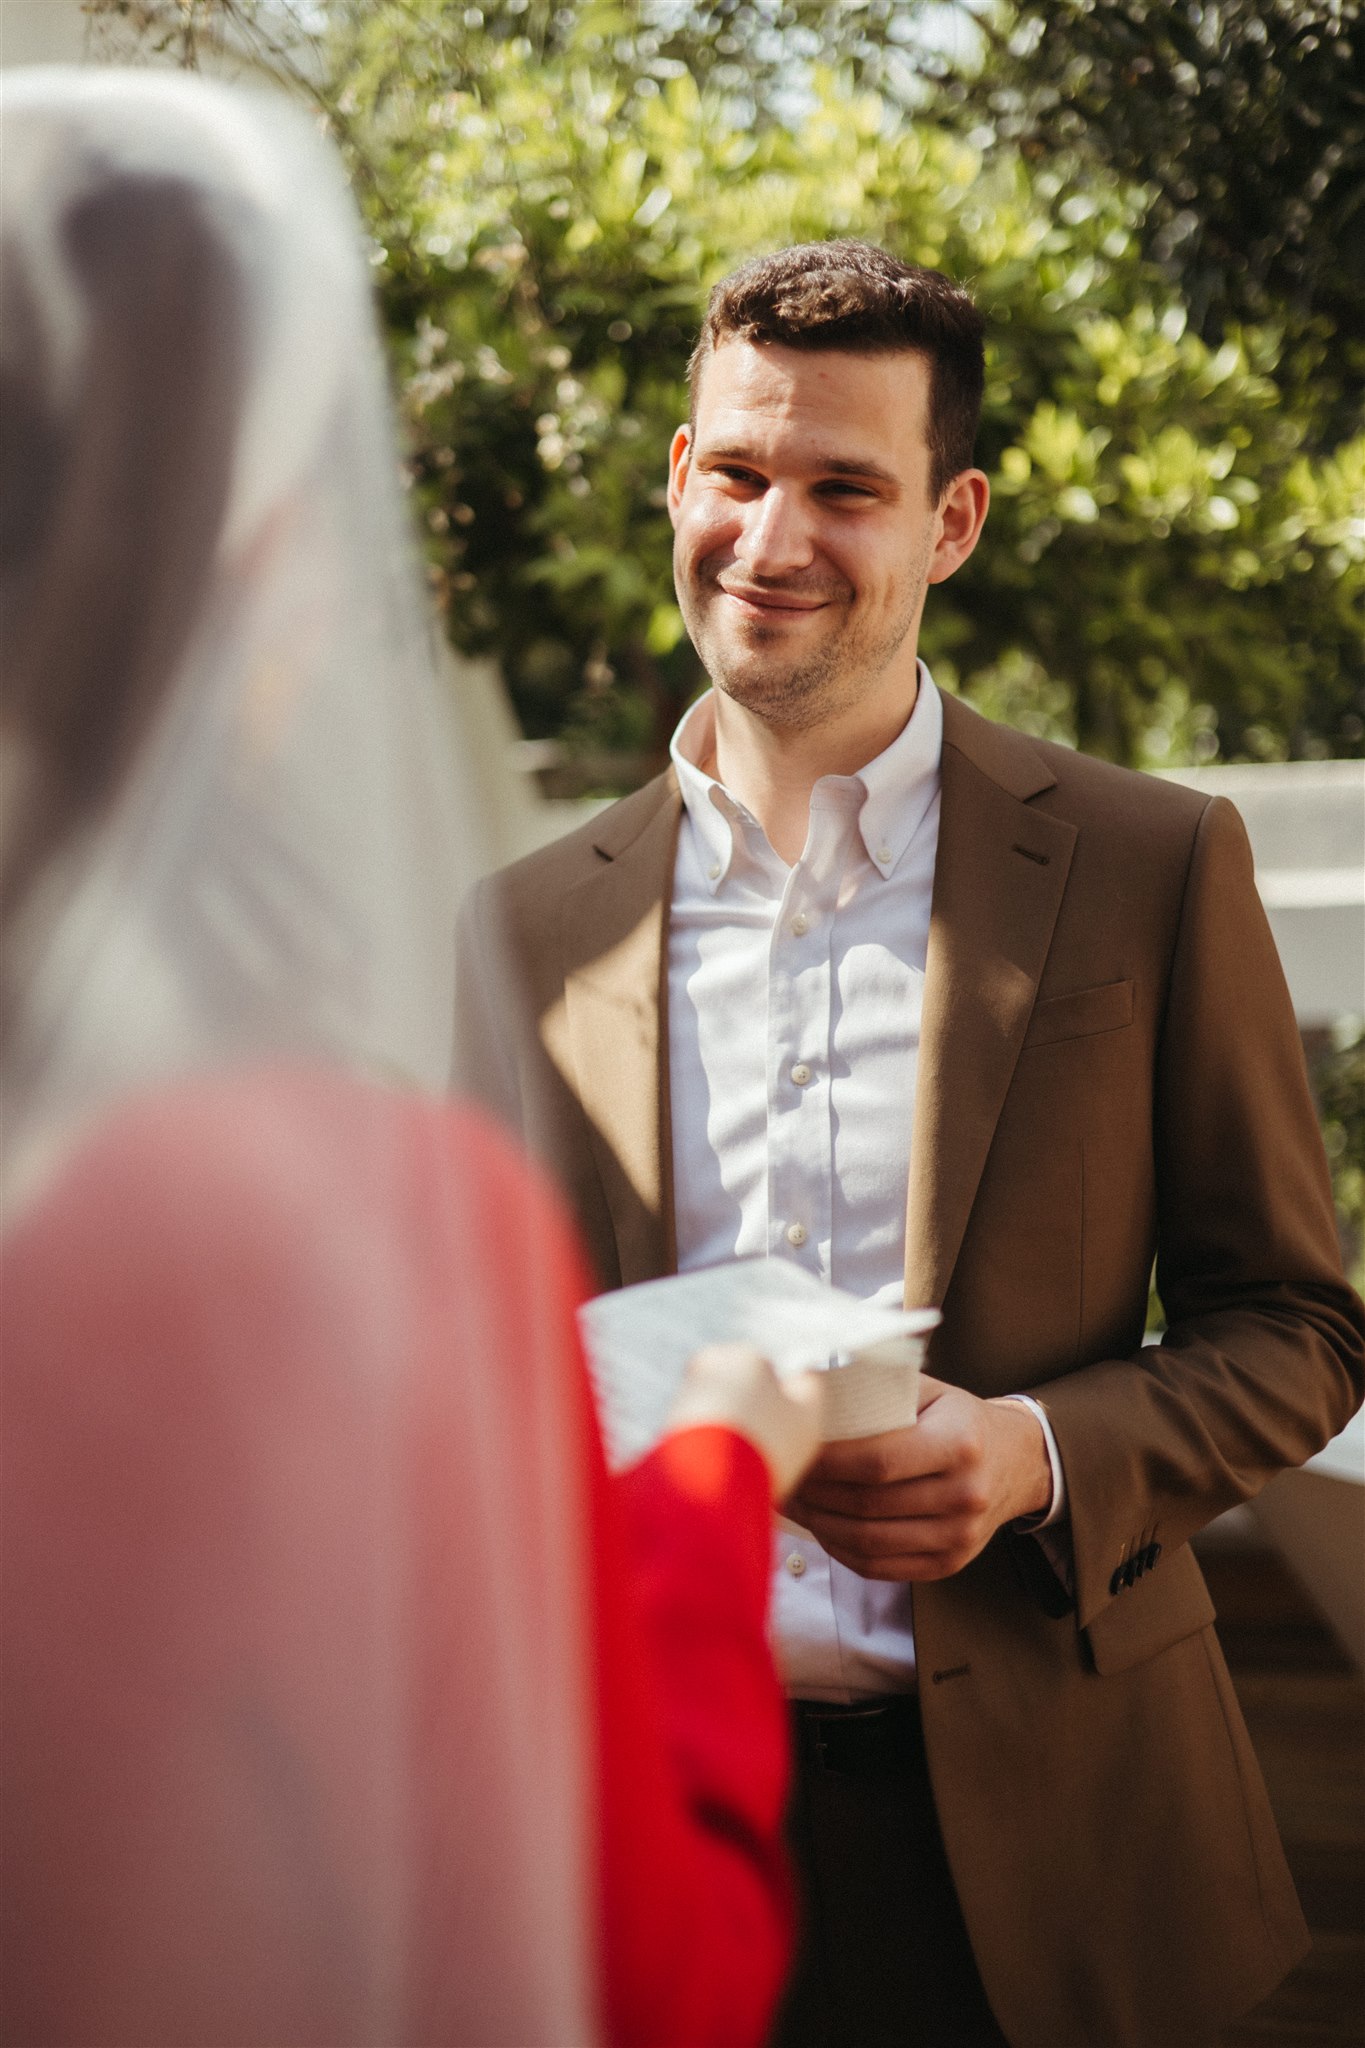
left=324, top=0, right=1365, bottom=770
left=87, top=0, right=1365, bottom=774
left=949, top=2, right=1365, bottom=393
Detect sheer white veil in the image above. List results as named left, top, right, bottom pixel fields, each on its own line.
left=1, top=65, right=484, bottom=1197
left=0, top=68, right=595, bottom=2046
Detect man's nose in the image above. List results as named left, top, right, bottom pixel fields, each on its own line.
left=734, top=486, right=816, bottom=579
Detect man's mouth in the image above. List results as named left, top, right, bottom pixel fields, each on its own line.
left=716, top=582, right=830, bottom=617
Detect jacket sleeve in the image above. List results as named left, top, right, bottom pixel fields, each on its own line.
left=1033, top=794, right=1365, bottom=1634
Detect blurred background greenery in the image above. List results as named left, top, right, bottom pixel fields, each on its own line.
left=91, top=0, right=1363, bottom=782
left=1317, top=1020, right=1365, bottom=1294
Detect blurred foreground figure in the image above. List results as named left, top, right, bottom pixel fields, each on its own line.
left=0, top=70, right=819, bottom=2047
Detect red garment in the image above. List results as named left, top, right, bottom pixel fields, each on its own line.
left=0, top=1072, right=792, bottom=2046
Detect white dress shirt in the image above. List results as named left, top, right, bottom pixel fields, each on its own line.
left=667, top=668, right=1063, bottom=1700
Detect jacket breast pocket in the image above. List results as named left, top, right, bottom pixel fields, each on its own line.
left=1023, top=978, right=1133, bottom=1051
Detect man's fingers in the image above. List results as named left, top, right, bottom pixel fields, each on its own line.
left=805, top=1385, right=990, bottom=1492
left=799, top=1506, right=962, bottom=1562
left=804, top=1423, right=945, bottom=1488
left=817, top=1543, right=969, bottom=1583
left=789, top=1470, right=976, bottom=1521
left=789, top=1380, right=1002, bottom=1583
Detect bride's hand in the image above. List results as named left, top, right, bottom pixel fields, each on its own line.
left=666, top=1343, right=825, bottom=1500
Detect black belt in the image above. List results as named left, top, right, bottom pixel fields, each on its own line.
left=792, top=1695, right=924, bottom=1779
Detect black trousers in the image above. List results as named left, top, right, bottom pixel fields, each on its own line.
left=771, top=1697, right=1011, bottom=2048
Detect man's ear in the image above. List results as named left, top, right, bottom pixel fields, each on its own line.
left=666, top=424, right=692, bottom=529
left=927, top=469, right=990, bottom=585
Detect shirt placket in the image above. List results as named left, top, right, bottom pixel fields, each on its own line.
left=764, top=789, right=861, bottom=1277
left=766, top=836, right=826, bottom=1278
left=768, top=787, right=869, bottom=1695
left=671, top=681, right=944, bottom=1700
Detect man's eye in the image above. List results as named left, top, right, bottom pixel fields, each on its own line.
left=714, top=465, right=763, bottom=488
left=819, top=481, right=877, bottom=500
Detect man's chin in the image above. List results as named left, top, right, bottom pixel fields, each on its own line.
left=709, top=659, right=833, bottom=724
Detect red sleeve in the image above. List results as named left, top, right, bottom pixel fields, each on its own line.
left=458, top=1110, right=796, bottom=2047
left=594, top=1426, right=795, bottom=2048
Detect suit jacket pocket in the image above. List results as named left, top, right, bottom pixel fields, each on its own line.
left=1085, top=1543, right=1216, bottom=1675
left=1023, top=978, right=1133, bottom=1050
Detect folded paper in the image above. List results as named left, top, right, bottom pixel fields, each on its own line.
left=578, top=1258, right=940, bottom=1470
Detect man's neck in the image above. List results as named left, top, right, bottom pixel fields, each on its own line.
left=708, top=668, right=921, bottom=866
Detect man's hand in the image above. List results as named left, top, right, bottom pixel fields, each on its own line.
left=784, top=1375, right=1053, bottom=1581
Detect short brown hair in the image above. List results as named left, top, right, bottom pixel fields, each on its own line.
left=688, top=240, right=985, bottom=501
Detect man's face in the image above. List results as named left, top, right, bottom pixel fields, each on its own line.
left=667, top=339, right=978, bottom=733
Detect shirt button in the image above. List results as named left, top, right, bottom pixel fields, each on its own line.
left=785, top=1221, right=808, bottom=1248
left=876, top=845, right=892, bottom=865
left=786, top=1553, right=807, bottom=1578
left=790, top=912, right=810, bottom=936
left=707, top=861, right=721, bottom=880
left=790, top=1062, right=812, bottom=1086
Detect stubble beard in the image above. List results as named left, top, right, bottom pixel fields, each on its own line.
left=678, top=551, right=931, bottom=737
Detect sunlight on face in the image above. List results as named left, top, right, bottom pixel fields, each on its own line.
left=668, top=341, right=954, bottom=734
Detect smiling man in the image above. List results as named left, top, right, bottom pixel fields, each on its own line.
left=458, top=242, right=1364, bottom=2048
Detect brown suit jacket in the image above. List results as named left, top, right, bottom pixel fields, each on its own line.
left=458, top=689, right=1365, bottom=2048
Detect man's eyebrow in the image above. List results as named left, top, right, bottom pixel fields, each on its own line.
left=819, top=455, right=901, bottom=486
left=698, top=443, right=901, bottom=488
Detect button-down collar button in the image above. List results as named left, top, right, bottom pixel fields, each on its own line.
left=790, top=1062, right=812, bottom=1086
left=707, top=860, right=721, bottom=881
left=790, top=911, right=810, bottom=936
left=876, top=844, right=893, bottom=866
left=785, top=1221, right=808, bottom=1248
left=786, top=1552, right=807, bottom=1578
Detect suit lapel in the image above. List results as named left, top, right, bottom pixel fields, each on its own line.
left=904, top=699, right=1076, bottom=1312
left=555, top=705, right=1075, bottom=1306
left=558, top=777, right=681, bottom=1287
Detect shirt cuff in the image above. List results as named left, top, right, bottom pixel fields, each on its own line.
left=996, top=1394, right=1067, bottom=1530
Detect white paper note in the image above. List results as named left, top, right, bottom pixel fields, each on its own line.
left=577, top=1259, right=940, bottom=1470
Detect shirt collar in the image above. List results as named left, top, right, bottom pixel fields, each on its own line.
left=670, top=692, right=751, bottom=891
left=854, top=665, right=943, bottom=878
left=669, top=664, right=943, bottom=892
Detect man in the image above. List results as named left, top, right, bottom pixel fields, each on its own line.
left=457, top=242, right=1364, bottom=2048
